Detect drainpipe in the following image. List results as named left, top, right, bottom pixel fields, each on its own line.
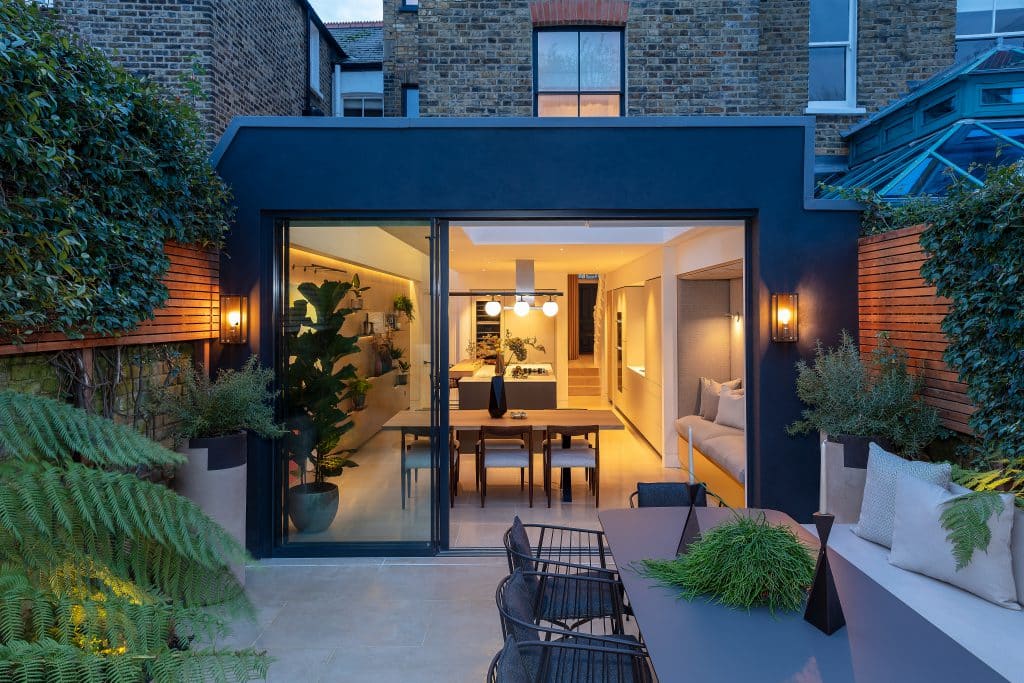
left=302, top=2, right=312, bottom=116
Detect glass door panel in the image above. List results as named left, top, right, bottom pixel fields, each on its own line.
left=278, top=221, right=437, bottom=547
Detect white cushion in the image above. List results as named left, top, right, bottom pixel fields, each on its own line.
left=889, top=475, right=1019, bottom=609
left=550, top=447, right=596, bottom=468
left=674, top=415, right=740, bottom=444
left=853, top=442, right=951, bottom=548
left=713, top=388, right=745, bottom=431
left=698, top=377, right=741, bottom=421
left=483, top=451, right=530, bottom=468
left=823, top=524, right=1024, bottom=682
left=403, top=449, right=432, bottom=469
left=700, top=434, right=746, bottom=484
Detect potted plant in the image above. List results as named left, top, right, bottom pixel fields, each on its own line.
left=347, top=377, right=372, bottom=410
left=349, top=273, right=370, bottom=310
left=158, top=355, right=285, bottom=552
left=395, top=360, right=411, bottom=386
left=393, top=293, right=415, bottom=323
left=374, top=334, right=395, bottom=374
left=788, top=331, right=943, bottom=520
left=284, top=280, right=361, bottom=533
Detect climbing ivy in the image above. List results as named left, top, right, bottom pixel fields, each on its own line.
left=0, top=1, right=231, bottom=342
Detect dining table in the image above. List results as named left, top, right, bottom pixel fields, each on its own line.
left=382, top=409, right=623, bottom=502
left=598, top=506, right=1006, bottom=683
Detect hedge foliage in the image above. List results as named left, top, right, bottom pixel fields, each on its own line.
left=0, top=1, right=230, bottom=342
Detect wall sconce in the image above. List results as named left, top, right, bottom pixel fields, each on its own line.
left=220, top=295, right=248, bottom=344
left=770, top=293, right=798, bottom=342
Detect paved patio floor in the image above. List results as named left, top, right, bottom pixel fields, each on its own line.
left=222, top=557, right=509, bottom=682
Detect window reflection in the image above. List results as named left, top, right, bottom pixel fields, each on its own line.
left=535, top=29, right=622, bottom=117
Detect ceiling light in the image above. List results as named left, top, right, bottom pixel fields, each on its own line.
left=513, top=298, right=530, bottom=317
left=542, top=299, right=559, bottom=317
left=484, top=298, right=502, bottom=317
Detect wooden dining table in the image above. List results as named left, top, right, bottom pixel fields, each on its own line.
left=599, top=507, right=1007, bottom=683
left=382, top=409, right=623, bottom=502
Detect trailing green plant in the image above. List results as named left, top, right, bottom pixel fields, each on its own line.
left=393, top=294, right=415, bottom=321
left=0, top=1, right=231, bottom=343
left=285, top=281, right=360, bottom=483
left=637, top=513, right=815, bottom=614
left=157, top=356, right=285, bottom=444
left=787, top=331, right=942, bottom=457
left=0, top=390, right=267, bottom=681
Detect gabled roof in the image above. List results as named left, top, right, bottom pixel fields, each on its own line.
left=326, top=21, right=383, bottom=65
left=844, top=45, right=1024, bottom=138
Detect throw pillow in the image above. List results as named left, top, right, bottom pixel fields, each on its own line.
left=853, top=442, right=951, bottom=548
left=713, top=388, right=745, bottom=431
left=502, top=570, right=541, bottom=645
left=890, top=475, right=1019, bottom=610
left=953, top=485, right=1024, bottom=607
left=698, top=377, right=742, bottom=421
left=495, top=636, right=531, bottom=683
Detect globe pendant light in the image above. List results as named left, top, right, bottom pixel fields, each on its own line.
left=484, top=297, right=502, bottom=317
left=513, top=297, right=530, bottom=317
left=542, top=297, right=559, bottom=317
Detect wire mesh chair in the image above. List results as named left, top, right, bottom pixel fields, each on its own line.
left=627, top=481, right=724, bottom=508
left=486, top=638, right=654, bottom=683
left=503, top=516, right=615, bottom=578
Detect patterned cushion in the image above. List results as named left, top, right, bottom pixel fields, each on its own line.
left=853, top=442, right=951, bottom=548
left=508, top=516, right=538, bottom=581
left=495, top=636, right=531, bottom=683
left=503, top=570, right=541, bottom=645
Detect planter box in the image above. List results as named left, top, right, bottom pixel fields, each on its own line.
left=820, top=432, right=868, bottom=525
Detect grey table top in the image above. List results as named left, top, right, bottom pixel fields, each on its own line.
left=599, top=507, right=1006, bottom=683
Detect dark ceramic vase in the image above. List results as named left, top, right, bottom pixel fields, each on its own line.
left=488, top=375, right=508, bottom=418
left=287, top=482, right=339, bottom=533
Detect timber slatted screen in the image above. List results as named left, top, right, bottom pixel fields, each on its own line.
left=0, top=242, right=219, bottom=356
left=858, top=224, right=973, bottom=433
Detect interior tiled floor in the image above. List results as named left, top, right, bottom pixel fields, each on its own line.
left=220, top=557, right=510, bottom=683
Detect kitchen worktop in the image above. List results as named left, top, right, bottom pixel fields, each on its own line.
left=458, top=363, right=555, bottom=382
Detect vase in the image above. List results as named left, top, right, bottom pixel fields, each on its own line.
left=488, top=375, right=508, bottom=418
left=804, top=512, right=846, bottom=635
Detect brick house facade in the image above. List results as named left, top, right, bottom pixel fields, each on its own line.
left=53, top=0, right=345, bottom=140
left=384, top=0, right=957, bottom=156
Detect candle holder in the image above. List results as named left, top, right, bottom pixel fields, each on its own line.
left=804, top=512, right=846, bottom=635
left=676, top=482, right=706, bottom=555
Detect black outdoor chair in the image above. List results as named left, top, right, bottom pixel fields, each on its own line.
left=491, top=570, right=653, bottom=683
left=503, top=516, right=615, bottom=577
left=628, top=481, right=722, bottom=508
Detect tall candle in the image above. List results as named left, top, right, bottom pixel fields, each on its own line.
left=688, top=426, right=695, bottom=484
left=819, top=439, right=828, bottom=514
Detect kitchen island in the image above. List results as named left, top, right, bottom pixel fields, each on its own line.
left=456, top=362, right=557, bottom=410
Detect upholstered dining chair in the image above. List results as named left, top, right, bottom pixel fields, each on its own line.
left=477, top=425, right=534, bottom=507
left=400, top=426, right=458, bottom=509
left=542, top=426, right=599, bottom=507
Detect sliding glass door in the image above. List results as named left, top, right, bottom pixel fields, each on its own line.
left=276, top=219, right=447, bottom=553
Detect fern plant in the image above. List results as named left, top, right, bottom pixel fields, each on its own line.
left=940, top=491, right=1006, bottom=571
left=0, top=390, right=268, bottom=682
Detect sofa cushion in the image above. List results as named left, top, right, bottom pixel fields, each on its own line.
left=714, top=388, right=745, bottom=431
left=952, top=484, right=1024, bottom=607
left=674, top=415, right=740, bottom=444
left=853, top=442, right=951, bottom=548
left=825, top=524, right=1024, bottom=682
left=697, top=377, right=741, bottom=422
left=889, top=475, right=1019, bottom=609
left=700, top=434, right=746, bottom=484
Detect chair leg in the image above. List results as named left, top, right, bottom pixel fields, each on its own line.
left=520, top=467, right=525, bottom=490
left=595, top=465, right=600, bottom=508
left=480, top=460, right=486, bottom=508
left=528, top=458, right=533, bottom=508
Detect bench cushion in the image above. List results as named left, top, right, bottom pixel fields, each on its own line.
left=674, top=415, right=740, bottom=444
left=825, top=524, right=1024, bottom=682
left=700, top=435, right=746, bottom=484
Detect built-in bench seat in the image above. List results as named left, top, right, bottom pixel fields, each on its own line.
left=819, top=521, right=1024, bottom=682
left=674, top=415, right=745, bottom=507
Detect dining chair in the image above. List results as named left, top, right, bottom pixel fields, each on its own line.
left=400, top=427, right=458, bottom=509
left=628, top=482, right=707, bottom=508
left=542, top=426, right=600, bottom=507
left=477, top=425, right=534, bottom=507
left=503, top=516, right=615, bottom=579
left=486, top=637, right=653, bottom=683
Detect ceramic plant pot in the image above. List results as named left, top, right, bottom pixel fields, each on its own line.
left=287, top=482, right=339, bottom=533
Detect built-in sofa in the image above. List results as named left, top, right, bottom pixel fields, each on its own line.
left=674, top=415, right=745, bottom=507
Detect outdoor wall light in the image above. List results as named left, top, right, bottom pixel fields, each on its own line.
left=770, top=293, right=798, bottom=342
left=542, top=297, right=559, bottom=317
left=484, top=297, right=502, bottom=317
left=220, top=295, right=248, bottom=344
left=513, top=297, right=530, bottom=317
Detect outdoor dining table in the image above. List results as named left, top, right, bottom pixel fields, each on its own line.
left=382, top=409, right=623, bottom=502
left=598, top=507, right=1006, bottom=683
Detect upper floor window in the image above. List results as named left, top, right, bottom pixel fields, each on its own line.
left=807, top=0, right=861, bottom=113
left=956, top=0, right=1024, bottom=62
left=535, top=29, right=623, bottom=117
left=403, top=85, right=420, bottom=117
left=343, top=95, right=384, bottom=117
left=308, top=20, right=322, bottom=95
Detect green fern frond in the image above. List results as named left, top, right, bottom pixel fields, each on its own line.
left=0, top=638, right=144, bottom=683
left=0, top=390, right=184, bottom=469
left=940, top=491, right=1006, bottom=570
left=148, top=648, right=270, bottom=683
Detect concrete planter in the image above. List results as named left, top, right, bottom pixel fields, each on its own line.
left=819, top=432, right=868, bottom=524
left=176, top=431, right=247, bottom=582
left=287, top=482, right=339, bottom=533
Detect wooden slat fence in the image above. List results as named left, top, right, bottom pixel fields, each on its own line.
left=0, top=242, right=219, bottom=356
left=858, top=224, right=973, bottom=433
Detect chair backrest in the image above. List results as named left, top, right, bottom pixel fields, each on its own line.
left=546, top=425, right=598, bottom=441
left=503, top=517, right=536, bottom=575
left=481, top=425, right=532, bottom=440
left=632, top=482, right=707, bottom=508
left=495, top=570, right=542, bottom=645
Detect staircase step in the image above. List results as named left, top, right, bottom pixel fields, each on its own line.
left=568, top=386, right=601, bottom=396
left=568, top=366, right=600, bottom=377
left=569, top=377, right=601, bottom=388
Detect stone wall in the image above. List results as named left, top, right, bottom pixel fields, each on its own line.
left=385, top=0, right=959, bottom=154
left=54, top=0, right=341, bottom=141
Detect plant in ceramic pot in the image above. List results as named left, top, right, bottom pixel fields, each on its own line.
left=284, top=280, right=361, bottom=533
left=396, top=360, right=411, bottom=386
left=349, top=273, right=370, bottom=310
left=347, top=377, right=372, bottom=410
left=393, top=293, right=415, bottom=322
left=158, top=355, right=284, bottom=548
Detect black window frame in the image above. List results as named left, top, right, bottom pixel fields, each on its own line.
left=533, top=27, right=626, bottom=117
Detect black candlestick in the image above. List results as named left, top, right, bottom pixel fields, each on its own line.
left=804, top=512, right=846, bottom=635
left=676, top=482, right=706, bottom=555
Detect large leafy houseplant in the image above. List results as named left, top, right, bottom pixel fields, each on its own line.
left=787, top=331, right=942, bottom=457
left=0, top=390, right=266, bottom=681
left=284, top=280, right=361, bottom=532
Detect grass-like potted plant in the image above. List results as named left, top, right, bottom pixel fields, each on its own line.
left=284, top=280, right=361, bottom=533
left=158, top=355, right=284, bottom=555
left=396, top=359, right=411, bottom=386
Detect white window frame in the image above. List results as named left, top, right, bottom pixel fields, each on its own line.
left=309, top=20, right=322, bottom=97
left=341, top=93, right=385, bottom=117
left=806, top=0, right=865, bottom=115
left=955, top=0, right=1024, bottom=40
